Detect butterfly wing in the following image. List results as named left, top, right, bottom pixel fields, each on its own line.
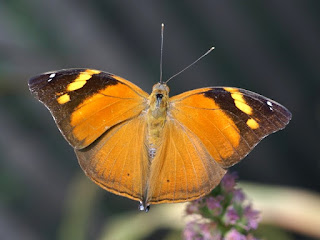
left=146, top=86, right=291, bottom=205
left=29, top=69, right=148, bottom=149
left=29, top=68, right=150, bottom=201
left=147, top=118, right=227, bottom=204
left=169, top=87, right=292, bottom=168
left=75, top=115, right=149, bottom=202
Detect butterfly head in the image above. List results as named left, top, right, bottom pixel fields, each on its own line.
left=151, top=83, right=169, bottom=107
left=148, top=83, right=170, bottom=117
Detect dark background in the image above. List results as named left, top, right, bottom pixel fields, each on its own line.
left=0, top=1, right=319, bottom=240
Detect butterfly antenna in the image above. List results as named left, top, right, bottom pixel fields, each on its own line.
left=164, top=46, right=215, bottom=84
left=159, top=23, right=164, bottom=84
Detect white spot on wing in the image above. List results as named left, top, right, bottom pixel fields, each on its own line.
left=48, top=73, right=56, bottom=82
left=267, top=101, right=273, bottom=111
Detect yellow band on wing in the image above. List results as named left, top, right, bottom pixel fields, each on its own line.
left=224, top=88, right=253, bottom=115
left=57, top=93, right=70, bottom=104
left=67, top=69, right=101, bottom=92
left=246, top=118, right=259, bottom=129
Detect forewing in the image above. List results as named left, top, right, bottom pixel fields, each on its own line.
left=169, top=87, right=292, bottom=168
left=76, top=115, right=149, bottom=202
left=29, top=69, right=148, bottom=149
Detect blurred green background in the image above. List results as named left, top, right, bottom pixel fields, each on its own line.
left=0, top=1, right=319, bottom=240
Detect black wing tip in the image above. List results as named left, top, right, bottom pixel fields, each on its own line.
left=28, top=73, right=51, bottom=93
left=204, top=86, right=293, bottom=127
left=28, top=73, right=44, bottom=87
left=283, top=107, right=292, bottom=122
left=272, top=101, right=292, bottom=126
left=28, top=68, right=105, bottom=86
left=233, top=87, right=292, bottom=124
left=28, top=69, right=80, bottom=91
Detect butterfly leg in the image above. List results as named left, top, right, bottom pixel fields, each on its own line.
left=138, top=201, right=150, bottom=212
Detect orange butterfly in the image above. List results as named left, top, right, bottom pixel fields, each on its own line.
left=29, top=67, right=291, bottom=211
left=28, top=27, right=291, bottom=212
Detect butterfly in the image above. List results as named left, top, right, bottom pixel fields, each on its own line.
left=28, top=67, right=291, bottom=212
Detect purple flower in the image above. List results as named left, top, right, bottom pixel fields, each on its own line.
left=243, top=205, right=260, bottom=230
left=186, top=198, right=204, bottom=215
left=183, top=221, right=221, bottom=240
left=183, top=221, right=197, bottom=240
left=199, top=223, right=212, bottom=239
left=184, top=172, right=261, bottom=239
left=224, top=205, right=240, bottom=225
left=221, top=172, right=238, bottom=192
left=225, top=228, right=246, bottom=240
left=206, top=196, right=224, bottom=215
left=186, top=202, right=200, bottom=215
left=199, top=223, right=222, bottom=240
left=233, top=189, right=245, bottom=203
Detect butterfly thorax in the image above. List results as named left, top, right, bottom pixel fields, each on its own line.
left=146, top=83, right=170, bottom=158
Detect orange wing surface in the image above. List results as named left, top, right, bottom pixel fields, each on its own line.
left=147, top=118, right=226, bottom=204
left=76, top=115, right=149, bottom=202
